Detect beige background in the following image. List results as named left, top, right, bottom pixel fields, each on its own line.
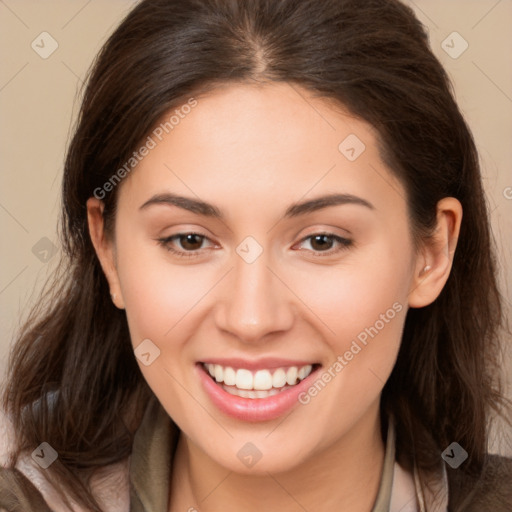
left=1, top=1, right=511, bottom=451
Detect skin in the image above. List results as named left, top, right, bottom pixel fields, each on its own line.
left=87, top=82, right=462, bottom=512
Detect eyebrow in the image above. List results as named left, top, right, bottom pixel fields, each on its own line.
left=139, top=192, right=374, bottom=219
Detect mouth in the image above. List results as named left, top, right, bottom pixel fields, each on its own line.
left=202, top=362, right=316, bottom=399
left=196, top=360, right=322, bottom=422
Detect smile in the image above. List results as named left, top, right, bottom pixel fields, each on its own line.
left=197, top=360, right=321, bottom=422
left=203, top=363, right=314, bottom=398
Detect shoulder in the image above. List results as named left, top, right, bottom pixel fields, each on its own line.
left=0, top=408, right=58, bottom=511
left=0, top=407, right=15, bottom=467
left=447, top=454, right=512, bottom=511
left=0, top=467, right=53, bottom=512
left=0, top=407, right=131, bottom=512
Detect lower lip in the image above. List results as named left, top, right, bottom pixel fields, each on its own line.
left=196, top=363, right=320, bottom=422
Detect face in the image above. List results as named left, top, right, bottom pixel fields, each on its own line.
left=90, top=82, right=430, bottom=474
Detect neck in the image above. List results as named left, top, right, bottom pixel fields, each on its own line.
left=169, top=403, right=386, bottom=512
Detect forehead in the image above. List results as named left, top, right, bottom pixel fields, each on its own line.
left=117, top=82, right=406, bottom=219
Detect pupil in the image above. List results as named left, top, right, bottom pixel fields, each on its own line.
left=181, top=234, right=202, bottom=250
left=312, top=235, right=332, bottom=251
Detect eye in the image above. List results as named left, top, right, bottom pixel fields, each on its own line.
left=157, top=232, right=214, bottom=258
left=156, top=231, right=352, bottom=259
left=295, top=232, right=352, bottom=256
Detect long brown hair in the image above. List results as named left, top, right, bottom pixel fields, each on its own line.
left=3, top=0, right=510, bottom=509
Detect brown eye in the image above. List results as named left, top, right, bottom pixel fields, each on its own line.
left=296, top=233, right=353, bottom=256
left=157, top=232, right=214, bottom=258
left=178, top=233, right=205, bottom=251
left=309, top=234, right=335, bottom=251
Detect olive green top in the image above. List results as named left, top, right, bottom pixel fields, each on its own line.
left=129, top=398, right=397, bottom=511
left=1, top=397, right=512, bottom=511
left=0, top=397, right=398, bottom=511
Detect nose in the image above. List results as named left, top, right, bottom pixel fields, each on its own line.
left=214, top=248, right=295, bottom=344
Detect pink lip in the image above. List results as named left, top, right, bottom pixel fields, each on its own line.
left=200, top=357, right=316, bottom=371
left=196, top=362, right=320, bottom=422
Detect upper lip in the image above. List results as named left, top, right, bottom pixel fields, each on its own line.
left=199, top=358, right=319, bottom=371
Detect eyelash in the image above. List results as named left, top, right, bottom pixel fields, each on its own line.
left=156, top=232, right=353, bottom=259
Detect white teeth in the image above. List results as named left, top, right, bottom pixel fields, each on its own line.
left=223, top=366, right=236, bottom=386
left=298, top=364, right=312, bottom=380
left=286, top=366, right=298, bottom=386
left=272, top=368, right=287, bottom=388
left=204, top=363, right=314, bottom=393
left=235, top=369, right=253, bottom=390
left=222, top=384, right=289, bottom=399
left=254, top=370, right=273, bottom=390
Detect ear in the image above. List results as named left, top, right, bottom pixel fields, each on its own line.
left=86, top=197, right=125, bottom=309
left=408, top=197, right=462, bottom=308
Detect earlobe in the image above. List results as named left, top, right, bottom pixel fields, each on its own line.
left=408, top=197, right=462, bottom=308
left=86, top=197, right=125, bottom=309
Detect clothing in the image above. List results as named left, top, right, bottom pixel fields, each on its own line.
left=1, top=398, right=511, bottom=511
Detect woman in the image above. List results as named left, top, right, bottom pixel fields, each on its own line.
left=1, top=0, right=511, bottom=510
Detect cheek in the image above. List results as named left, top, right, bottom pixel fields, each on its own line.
left=288, top=241, right=412, bottom=350
left=114, top=235, right=215, bottom=348
left=287, top=240, right=411, bottom=411
left=114, top=240, right=218, bottom=413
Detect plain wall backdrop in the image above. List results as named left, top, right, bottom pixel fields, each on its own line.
left=1, top=1, right=511, bottom=453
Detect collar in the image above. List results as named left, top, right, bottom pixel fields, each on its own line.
left=128, top=399, right=449, bottom=512
left=129, top=397, right=177, bottom=511
left=413, top=455, right=449, bottom=512
left=371, top=412, right=396, bottom=511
